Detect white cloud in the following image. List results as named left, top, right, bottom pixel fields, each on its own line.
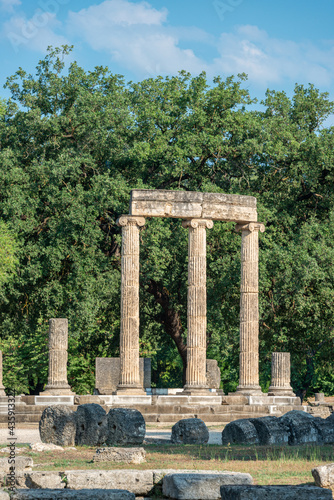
left=3, top=12, right=69, bottom=54
left=67, top=0, right=207, bottom=76
left=212, top=25, right=334, bottom=88
left=0, top=0, right=21, bottom=13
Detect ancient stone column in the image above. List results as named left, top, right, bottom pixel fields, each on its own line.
left=116, top=215, right=146, bottom=395
left=235, top=222, right=265, bottom=395
left=182, top=219, right=213, bottom=394
left=268, top=352, right=295, bottom=396
left=0, top=351, right=5, bottom=396
left=43, top=318, right=74, bottom=395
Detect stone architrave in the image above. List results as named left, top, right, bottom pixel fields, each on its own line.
left=116, top=215, right=146, bottom=395
left=182, top=219, right=213, bottom=394
left=235, top=223, right=265, bottom=395
left=43, top=319, right=74, bottom=395
left=0, top=351, right=5, bottom=396
left=268, top=352, right=295, bottom=396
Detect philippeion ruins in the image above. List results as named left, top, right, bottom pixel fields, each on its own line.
left=0, top=189, right=327, bottom=425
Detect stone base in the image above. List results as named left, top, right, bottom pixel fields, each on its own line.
left=248, top=394, right=301, bottom=406
left=182, top=389, right=212, bottom=396
left=182, top=385, right=211, bottom=396
left=155, top=395, right=223, bottom=405
left=100, top=395, right=152, bottom=405
left=234, top=385, right=263, bottom=396
left=41, top=385, right=74, bottom=396
left=33, top=395, right=75, bottom=405
left=0, top=386, right=5, bottom=397
left=116, top=385, right=146, bottom=396
left=268, top=386, right=296, bottom=397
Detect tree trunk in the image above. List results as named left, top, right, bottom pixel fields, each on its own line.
left=147, top=279, right=187, bottom=385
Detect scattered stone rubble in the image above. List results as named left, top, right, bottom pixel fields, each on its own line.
left=39, top=404, right=146, bottom=447
left=312, top=463, right=334, bottom=492
left=93, top=447, right=146, bottom=464
left=39, top=405, right=77, bottom=446
left=220, top=485, right=332, bottom=499
left=222, top=410, right=334, bottom=446
left=171, top=418, right=209, bottom=444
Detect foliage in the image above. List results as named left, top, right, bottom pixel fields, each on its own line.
left=0, top=46, right=334, bottom=396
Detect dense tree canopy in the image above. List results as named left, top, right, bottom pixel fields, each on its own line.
left=1, top=46, right=334, bottom=397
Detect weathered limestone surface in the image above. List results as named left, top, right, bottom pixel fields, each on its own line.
left=130, top=189, right=257, bottom=222
left=163, top=471, right=253, bottom=500
left=279, top=410, right=319, bottom=445
left=11, top=490, right=135, bottom=500
left=15, top=471, right=64, bottom=489
left=105, top=408, right=146, bottom=446
left=0, top=352, right=5, bottom=396
left=222, top=419, right=259, bottom=446
left=249, top=416, right=289, bottom=445
left=171, top=418, right=209, bottom=444
left=0, top=456, right=32, bottom=475
left=95, top=357, right=151, bottom=395
left=312, top=463, right=334, bottom=491
left=220, top=485, right=332, bottom=499
left=43, top=319, right=73, bottom=395
left=0, top=491, right=9, bottom=500
left=313, top=417, right=334, bottom=444
left=117, top=215, right=145, bottom=395
left=268, top=352, right=295, bottom=396
left=206, top=360, right=221, bottom=389
left=183, top=219, right=213, bottom=394
left=315, top=392, right=325, bottom=402
left=235, top=223, right=264, bottom=395
left=75, top=404, right=107, bottom=446
left=39, top=405, right=76, bottom=446
left=29, top=442, right=65, bottom=452
left=65, top=470, right=153, bottom=494
left=93, top=447, right=146, bottom=464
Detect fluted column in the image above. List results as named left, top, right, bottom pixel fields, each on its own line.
left=116, top=215, right=145, bottom=394
left=235, top=222, right=265, bottom=394
left=0, top=351, right=5, bottom=396
left=43, top=318, right=74, bottom=395
left=268, top=352, right=295, bottom=396
left=182, top=219, right=213, bottom=394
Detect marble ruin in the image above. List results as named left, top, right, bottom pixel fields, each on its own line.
left=117, top=189, right=265, bottom=395
left=268, top=352, right=295, bottom=396
left=42, top=318, right=74, bottom=396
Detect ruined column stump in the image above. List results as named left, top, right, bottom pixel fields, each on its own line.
left=235, top=223, right=265, bottom=395
left=116, top=215, right=146, bottom=395
left=42, top=318, right=74, bottom=395
left=182, top=219, right=213, bottom=395
left=268, top=352, right=295, bottom=396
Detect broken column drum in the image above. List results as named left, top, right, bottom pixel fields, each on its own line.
left=117, top=215, right=146, bottom=394
left=268, top=352, right=295, bottom=396
left=44, top=318, right=73, bottom=395
left=182, top=219, right=213, bottom=393
left=236, top=223, right=265, bottom=395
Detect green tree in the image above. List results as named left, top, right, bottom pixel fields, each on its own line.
left=1, top=46, right=334, bottom=397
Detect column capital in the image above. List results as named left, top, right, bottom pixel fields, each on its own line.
left=117, top=215, right=145, bottom=227
left=235, top=222, right=265, bottom=233
left=182, top=218, right=214, bottom=229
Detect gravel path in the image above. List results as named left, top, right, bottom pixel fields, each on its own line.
left=0, top=428, right=222, bottom=445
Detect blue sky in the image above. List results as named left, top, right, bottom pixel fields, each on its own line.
left=1, top=0, right=334, bottom=111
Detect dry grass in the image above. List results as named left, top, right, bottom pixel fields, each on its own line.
left=8, top=442, right=334, bottom=486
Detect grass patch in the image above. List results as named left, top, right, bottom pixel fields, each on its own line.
left=4, top=443, right=333, bottom=486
